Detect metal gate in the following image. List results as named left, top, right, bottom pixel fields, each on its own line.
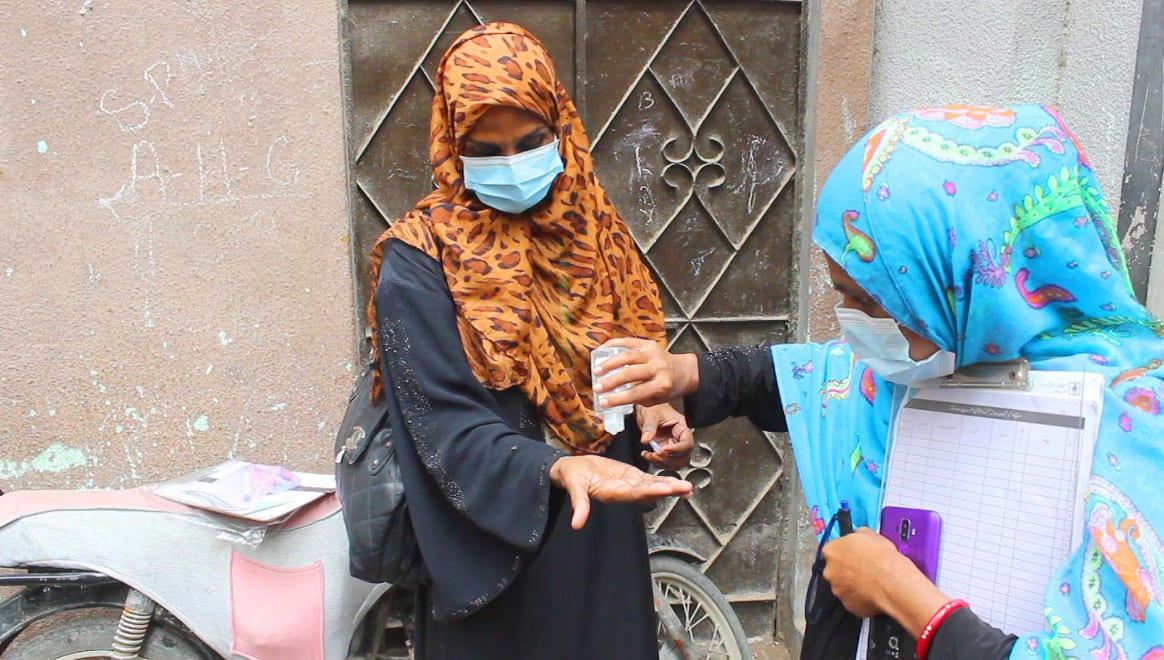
left=340, top=0, right=804, bottom=637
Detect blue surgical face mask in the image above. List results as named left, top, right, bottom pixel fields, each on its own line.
left=833, top=305, right=957, bottom=386
left=460, top=138, right=564, bottom=214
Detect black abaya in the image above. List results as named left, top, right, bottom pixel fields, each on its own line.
left=375, top=239, right=658, bottom=660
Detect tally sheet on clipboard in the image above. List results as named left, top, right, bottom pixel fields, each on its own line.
left=858, top=370, right=1104, bottom=657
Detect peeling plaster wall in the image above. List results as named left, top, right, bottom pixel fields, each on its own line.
left=869, top=0, right=1142, bottom=216
left=803, top=1, right=876, bottom=343
left=790, top=0, right=876, bottom=649
left=0, top=1, right=354, bottom=488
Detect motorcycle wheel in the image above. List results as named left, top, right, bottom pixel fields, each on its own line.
left=2, top=608, right=214, bottom=660
left=651, top=555, right=751, bottom=660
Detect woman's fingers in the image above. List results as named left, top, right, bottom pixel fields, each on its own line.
left=638, top=413, right=658, bottom=445
left=819, top=528, right=906, bottom=618
left=560, top=456, right=693, bottom=530
left=597, top=362, right=663, bottom=394
left=600, top=385, right=662, bottom=409
left=661, top=419, right=695, bottom=447
left=598, top=371, right=674, bottom=411
left=639, top=474, right=693, bottom=498
left=592, top=346, right=651, bottom=377
left=638, top=403, right=692, bottom=459
left=595, top=459, right=692, bottom=501
left=643, top=452, right=688, bottom=471
left=591, top=350, right=642, bottom=374
left=643, top=436, right=694, bottom=470
left=592, top=337, right=668, bottom=377
left=565, top=477, right=592, bottom=530
left=642, top=414, right=694, bottom=462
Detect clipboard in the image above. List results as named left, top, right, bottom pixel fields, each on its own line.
left=858, top=362, right=1104, bottom=659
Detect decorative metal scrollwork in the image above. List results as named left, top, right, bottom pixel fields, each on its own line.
left=659, top=440, right=715, bottom=490
left=661, top=135, right=727, bottom=198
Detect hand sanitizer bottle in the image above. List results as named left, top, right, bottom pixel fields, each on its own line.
left=591, top=345, right=633, bottom=435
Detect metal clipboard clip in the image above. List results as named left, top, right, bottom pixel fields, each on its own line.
left=940, top=359, right=1031, bottom=390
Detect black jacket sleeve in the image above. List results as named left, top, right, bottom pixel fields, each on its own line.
left=375, top=240, right=572, bottom=620
left=928, top=607, right=1017, bottom=659
left=376, top=239, right=566, bottom=550
left=866, top=607, right=1017, bottom=660
left=682, top=345, right=787, bottom=432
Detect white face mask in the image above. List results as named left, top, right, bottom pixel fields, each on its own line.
left=833, top=305, right=956, bottom=386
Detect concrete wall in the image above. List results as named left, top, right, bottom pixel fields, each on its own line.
left=0, top=1, right=354, bottom=488
left=804, top=0, right=1144, bottom=343
left=788, top=0, right=876, bottom=650
left=801, top=0, right=876, bottom=344
left=868, top=0, right=1143, bottom=216
left=801, top=0, right=1144, bottom=340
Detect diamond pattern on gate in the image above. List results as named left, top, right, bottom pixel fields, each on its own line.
left=591, top=2, right=791, bottom=548
left=591, top=2, right=796, bottom=322
left=354, top=2, right=485, bottom=225
left=648, top=324, right=785, bottom=555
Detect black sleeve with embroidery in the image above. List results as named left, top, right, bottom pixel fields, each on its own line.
left=375, top=239, right=568, bottom=620
left=681, top=345, right=788, bottom=432
left=377, top=239, right=565, bottom=550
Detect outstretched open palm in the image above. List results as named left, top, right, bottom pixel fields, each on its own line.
left=550, top=455, right=693, bottom=529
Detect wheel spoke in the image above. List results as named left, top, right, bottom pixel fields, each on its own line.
left=686, top=608, right=712, bottom=632
left=653, top=567, right=744, bottom=660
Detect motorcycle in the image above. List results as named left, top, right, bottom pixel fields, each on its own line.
left=0, top=470, right=749, bottom=659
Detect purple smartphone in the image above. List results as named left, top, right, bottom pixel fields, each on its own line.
left=879, top=506, right=942, bottom=581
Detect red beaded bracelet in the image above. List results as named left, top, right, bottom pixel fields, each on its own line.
left=916, top=598, right=969, bottom=660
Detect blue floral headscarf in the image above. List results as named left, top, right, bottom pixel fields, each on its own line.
left=773, top=104, right=1164, bottom=657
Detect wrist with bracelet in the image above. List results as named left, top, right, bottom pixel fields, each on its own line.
left=916, top=598, right=969, bottom=660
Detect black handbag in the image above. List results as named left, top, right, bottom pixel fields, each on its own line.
left=799, top=575, right=863, bottom=659
left=801, top=510, right=863, bottom=659
left=334, top=362, right=427, bottom=588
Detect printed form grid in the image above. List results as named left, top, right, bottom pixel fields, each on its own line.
left=881, top=397, right=1085, bottom=634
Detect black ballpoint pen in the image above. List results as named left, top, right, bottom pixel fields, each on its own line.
left=837, top=500, right=854, bottom=536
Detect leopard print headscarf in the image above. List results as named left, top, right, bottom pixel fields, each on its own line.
left=367, top=22, right=666, bottom=455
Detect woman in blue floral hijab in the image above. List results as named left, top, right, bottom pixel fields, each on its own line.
left=597, top=104, right=1164, bottom=658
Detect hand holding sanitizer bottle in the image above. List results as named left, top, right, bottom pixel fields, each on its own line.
left=591, top=345, right=633, bottom=435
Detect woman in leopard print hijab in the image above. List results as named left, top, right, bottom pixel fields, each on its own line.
left=363, top=22, right=692, bottom=659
